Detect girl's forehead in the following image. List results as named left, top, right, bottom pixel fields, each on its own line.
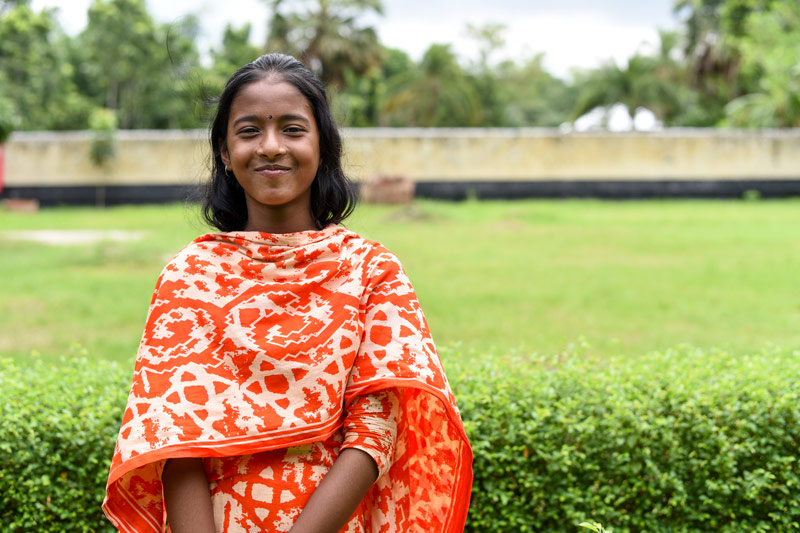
left=233, top=78, right=312, bottom=112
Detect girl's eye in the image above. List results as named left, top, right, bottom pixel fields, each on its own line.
left=284, top=126, right=305, bottom=134
left=238, top=127, right=259, bottom=135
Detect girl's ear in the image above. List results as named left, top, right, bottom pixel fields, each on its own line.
left=219, top=142, right=230, bottom=169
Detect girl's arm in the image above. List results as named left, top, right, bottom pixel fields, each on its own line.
left=290, top=390, right=399, bottom=533
left=161, top=458, right=216, bottom=533
left=288, top=447, right=379, bottom=533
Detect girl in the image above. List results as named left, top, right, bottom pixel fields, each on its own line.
left=102, top=53, right=472, bottom=532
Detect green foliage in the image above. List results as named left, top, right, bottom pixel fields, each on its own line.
left=380, top=44, right=482, bottom=127
left=570, top=30, right=693, bottom=127
left=450, top=346, right=800, bottom=532
left=334, top=46, right=411, bottom=126
left=496, top=54, right=575, bottom=127
left=3, top=0, right=797, bottom=130
left=205, top=22, right=262, bottom=97
left=265, top=0, right=384, bottom=89
left=670, top=0, right=799, bottom=127
left=77, top=0, right=205, bottom=129
left=723, top=0, right=800, bottom=127
left=88, top=108, right=118, bottom=166
left=2, top=346, right=799, bottom=530
left=673, top=0, right=750, bottom=109
left=0, top=0, right=205, bottom=131
left=0, top=94, right=20, bottom=142
left=0, top=3, right=93, bottom=130
left=0, top=353, right=129, bottom=531
left=578, top=522, right=612, bottom=533
left=463, top=23, right=508, bottom=127
left=568, top=0, right=798, bottom=127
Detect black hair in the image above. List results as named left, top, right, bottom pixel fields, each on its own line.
left=202, top=53, right=357, bottom=232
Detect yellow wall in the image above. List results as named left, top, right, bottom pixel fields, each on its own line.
left=6, top=128, right=800, bottom=186
left=5, top=131, right=208, bottom=186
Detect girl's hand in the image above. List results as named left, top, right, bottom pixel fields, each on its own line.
left=289, top=448, right=378, bottom=533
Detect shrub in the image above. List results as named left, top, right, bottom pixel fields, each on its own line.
left=88, top=108, right=118, bottom=167
left=447, top=346, right=800, bottom=532
left=1, top=346, right=799, bottom=531
left=0, top=351, right=129, bottom=532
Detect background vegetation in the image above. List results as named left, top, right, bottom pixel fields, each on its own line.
left=1, top=0, right=799, bottom=133
left=1, top=200, right=798, bottom=362
left=4, top=346, right=800, bottom=532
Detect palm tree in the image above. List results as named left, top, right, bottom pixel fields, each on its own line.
left=570, top=31, right=685, bottom=128
left=264, top=0, right=384, bottom=90
left=673, top=0, right=771, bottom=109
left=379, top=44, right=482, bottom=127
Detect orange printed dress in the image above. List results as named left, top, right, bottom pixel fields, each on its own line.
left=102, top=225, right=473, bottom=532
left=203, top=389, right=401, bottom=532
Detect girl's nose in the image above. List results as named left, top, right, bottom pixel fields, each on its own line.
left=257, top=129, right=286, bottom=158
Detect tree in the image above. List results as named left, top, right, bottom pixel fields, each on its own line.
left=464, top=22, right=508, bottom=126
left=77, top=0, right=204, bottom=128
left=0, top=3, right=93, bottom=130
left=211, top=23, right=262, bottom=79
left=264, top=0, right=384, bottom=89
left=724, top=1, right=800, bottom=127
left=330, top=45, right=413, bottom=126
left=465, top=22, right=507, bottom=69
left=379, top=44, right=481, bottom=127
left=570, top=31, right=688, bottom=128
left=675, top=0, right=743, bottom=87
left=672, top=0, right=779, bottom=124
left=495, top=54, right=576, bottom=127
left=182, top=22, right=263, bottom=123
left=0, top=95, right=19, bottom=142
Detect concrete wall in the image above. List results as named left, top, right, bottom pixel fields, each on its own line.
left=5, top=128, right=800, bottom=188
left=4, top=130, right=208, bottom=187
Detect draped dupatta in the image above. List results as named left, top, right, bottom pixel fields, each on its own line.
left=103, top=225, right=472, bottom=532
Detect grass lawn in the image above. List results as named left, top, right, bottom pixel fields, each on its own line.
left=1, top=199, right=798, bottom=363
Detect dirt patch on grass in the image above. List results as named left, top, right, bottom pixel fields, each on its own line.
left=2, top=230, right=145, bottom=245
left=483, top=219, right=530, bottom=232
left=382, top=203, right=439, bottom=223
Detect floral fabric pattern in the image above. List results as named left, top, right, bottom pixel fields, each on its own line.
left=103, top=225, right=472, bottom=532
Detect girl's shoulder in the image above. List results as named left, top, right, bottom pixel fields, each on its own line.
left=337, top=228, right=406, bottom=268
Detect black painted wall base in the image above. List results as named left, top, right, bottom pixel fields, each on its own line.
left=414, top=179, right=800, bottom=200
left=2, top=180, right=800, bottom=207
left=0, top=184, right=203, bottom=207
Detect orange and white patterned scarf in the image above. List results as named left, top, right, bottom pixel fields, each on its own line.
left=103, top=225, right=473, bottom=532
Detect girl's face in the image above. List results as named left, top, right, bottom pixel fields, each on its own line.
left=221, top=76, right=320, bottom=234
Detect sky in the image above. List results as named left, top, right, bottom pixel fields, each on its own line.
left=33, top=0, right=682, bottom=79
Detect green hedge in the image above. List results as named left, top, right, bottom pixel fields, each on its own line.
left=0, top=353, right=128, bottom=532
left=2, top=347, right=799, bottom=532
left=450, top=346, right=800, bottom=532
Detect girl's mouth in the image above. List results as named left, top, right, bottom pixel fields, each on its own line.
left=255, top=164, right=291, bottom=178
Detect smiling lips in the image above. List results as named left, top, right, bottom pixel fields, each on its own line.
left=255, top=163, right=291, bottom=178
